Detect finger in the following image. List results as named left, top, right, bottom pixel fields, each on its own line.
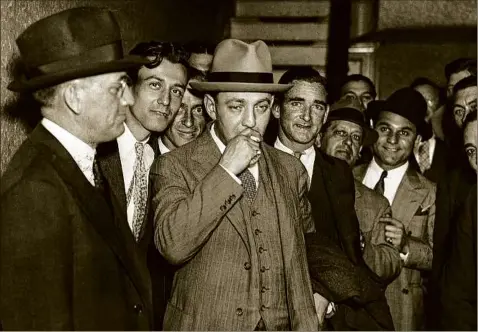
left=385, top=225, right=399, bottom=232
left=385, top=232, right=400, bottom=239
left=380, top=217, right=403, bottom=228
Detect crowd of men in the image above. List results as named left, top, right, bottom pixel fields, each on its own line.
left=1, top=7, right=476, bottom=331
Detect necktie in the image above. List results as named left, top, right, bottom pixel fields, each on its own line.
left=92, top=156, right=105, bottom=192
left=293, top=151, right=303, bottom=159
left=418, top=140, right=431, bottom=173
left=374, top=170, right=388, bottom=196
left=239, top=169, right=256, bottom=204
left=126, top=142, right=148, bottom=241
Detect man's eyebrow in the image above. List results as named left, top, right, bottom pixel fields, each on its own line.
left=464, top=143, right=476, bottom=149
left=143, top=75, right=164, bottom=81
left=286, top=97, right=305, bottom=102
left=255, top=98, right=272, bottom=105
left=225, top=98, right=246, bottom=103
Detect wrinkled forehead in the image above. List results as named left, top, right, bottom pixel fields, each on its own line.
left=455, top=86, right=478, bottom=103
left=215, top=91, right=273, bottom=104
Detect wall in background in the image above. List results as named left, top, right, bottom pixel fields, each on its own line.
left=0, top=0, right=231, bottom=174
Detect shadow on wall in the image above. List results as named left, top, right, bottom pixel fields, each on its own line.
left=4, top=55, right=42, bottom=132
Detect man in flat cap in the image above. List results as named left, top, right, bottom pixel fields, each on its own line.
left=150, top=39, right=320, bottom=330
left=354, top=87, right=436, bottom=331
left=1, top=7, right=152, bottom=330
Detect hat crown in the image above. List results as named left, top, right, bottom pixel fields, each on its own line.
left=330, top=95, right=365, bottom=113
left=16, top=7, right=122, bottom=68
left=210, top=39, right=272, bottom=74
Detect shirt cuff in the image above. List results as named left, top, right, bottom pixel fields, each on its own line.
left=220, top=164, right=242, bottom=185
left=399, top=252, right=409, bottom=263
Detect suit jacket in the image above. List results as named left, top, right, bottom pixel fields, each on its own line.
left=306, top=151, right=394, bottom=330
left=97, top=136, right=172, bottom=330
left=0, top=124, right=152, bottom=330
left=428, top=165, right=476, bottom=329
left=440, top=184, right=477, bottom=330
left=354, top=163, right=436, bottom=331
left=150, top=130, right=318, bottom=331
left=354, top=181, right=402, bottom=283
left=410, top=138, right=450, bottom=184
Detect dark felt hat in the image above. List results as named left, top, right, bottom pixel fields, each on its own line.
left=8, top=7, right=150, bottom=92
left=367, top=87, right=433, bottom=140
left=326, top=96, right=379, bottom=146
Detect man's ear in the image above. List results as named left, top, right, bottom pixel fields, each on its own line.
left=204, top=94, right=217, bottom=121
left=63, top=81, right=81, bottom=115
left=271, top=101, right=281, bottom=120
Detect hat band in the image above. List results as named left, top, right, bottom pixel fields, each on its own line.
left=208, top=72, right=273, bottom=84
left=26, top=42, right=123, bottom=79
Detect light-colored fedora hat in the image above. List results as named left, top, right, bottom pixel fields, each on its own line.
left=190, top=39, right=291, bottom=92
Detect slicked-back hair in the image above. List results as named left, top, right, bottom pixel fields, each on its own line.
left=410, top=77, right=440, bottom=90
left=445, top=58, right=477, bottom=81
left=340, top=74, right=377, bottom=99
left=127, top=41, right=190, bottom=83
left=276, top=66, right=327, bottom=103
left=453, top=75, right=477, bottom=97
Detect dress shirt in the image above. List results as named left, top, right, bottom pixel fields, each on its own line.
left=413, top=135, right=436, bottom=166
left=157, top=136, right=171, bottom=154
left=362, top=158, right=408, bottom=206
left=273, top=137, right=315, bottom=188
left=210, top=123, right=259, bottom=188
left=41, top=118, right=96, bottom=186
left=117, top=124, right=155, bottom=231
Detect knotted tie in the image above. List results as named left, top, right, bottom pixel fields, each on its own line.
left=374, top=170, right=388, bottom=196
left=239, top=169, right=256, bottom=204
left=293, top=151, right=303, bottom=160
left=418, top=140, right=431, bottom=173
left=126, top=142, right=148, bottom=241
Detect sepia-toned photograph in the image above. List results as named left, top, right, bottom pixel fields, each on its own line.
left=0, top=0, right=476, bottom=330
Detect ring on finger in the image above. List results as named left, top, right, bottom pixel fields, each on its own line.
left=386, top=238, right=393, bottom=244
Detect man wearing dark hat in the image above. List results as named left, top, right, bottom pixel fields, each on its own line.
left=1, top=7, right=153, bottom=330
left=320, top=96, right=402, bottom=282
left=150, top=39, right=319, bottom=330
left=354, top=87, right=436, bottom=331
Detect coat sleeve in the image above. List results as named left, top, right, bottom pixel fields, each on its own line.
left=150, top=154, right=243, bottom=265
left=0, top=178, right=72, bottom=330
left=404, top=185, right=436, bottom=270
left=362, top=203, right=403, bottom=283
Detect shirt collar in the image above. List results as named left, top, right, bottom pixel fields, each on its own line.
left=118, top=123, right=150, bottom=148
left=370, top=157, right=409, bottom=179
left=210, top=123, right=227, bottom=154
left=274, top=137, right=315, bottom=157
left=157, top=136, right=171, bottom=154
left=41, top=118, right=96, bottom=164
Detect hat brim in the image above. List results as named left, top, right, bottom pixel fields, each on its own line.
left=8, top=55, right=150, bottom=92
left=190, top=81, right=292, bottom=93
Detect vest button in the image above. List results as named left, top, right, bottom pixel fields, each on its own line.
left=220, top=205, right=226, bottom=212
left=260, top=266, right=268, bottom=273
left=244, top=262, right=251, bottom=270
left=133, top=304, right=143, bottom=314
left=252, top=210, right=259, bottom=217
left=254, top=228, right=262, bottom=235
left=236, top=308, right=243, bottom=316
left=260, top=304, right=268, bottom=311
left=402, top=288, right=409, bottom=294
left=261, top=286, right=269, bottom=293
left=259, top=246, right=266, bottom=254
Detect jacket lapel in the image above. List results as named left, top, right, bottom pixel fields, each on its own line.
left=391, top=166, right=428, bottom=229
left=97, top=141, right=127, bottom=220
left=31, top=125, right=151, bottom=309
left=352, top=163, right=368, bottom=182
left=191, top=131, right=250, bottom=254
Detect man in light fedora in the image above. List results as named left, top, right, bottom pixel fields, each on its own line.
left=1, top=7, right=153, bottom=330
left=354, top=87, right=436, bottom=331
left=150, top=39, right=321, bottom=330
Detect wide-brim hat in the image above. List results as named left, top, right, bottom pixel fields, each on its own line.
left=326, top=96, right=379, bottom=146
left=367, top=87, right=433, bottom=140
left=8, top=7, right=150, bottom=92
left=190, top=39, right=291, bottom=93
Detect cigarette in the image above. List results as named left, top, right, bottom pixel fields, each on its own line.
left=250, top=135, right=260, bottom=142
